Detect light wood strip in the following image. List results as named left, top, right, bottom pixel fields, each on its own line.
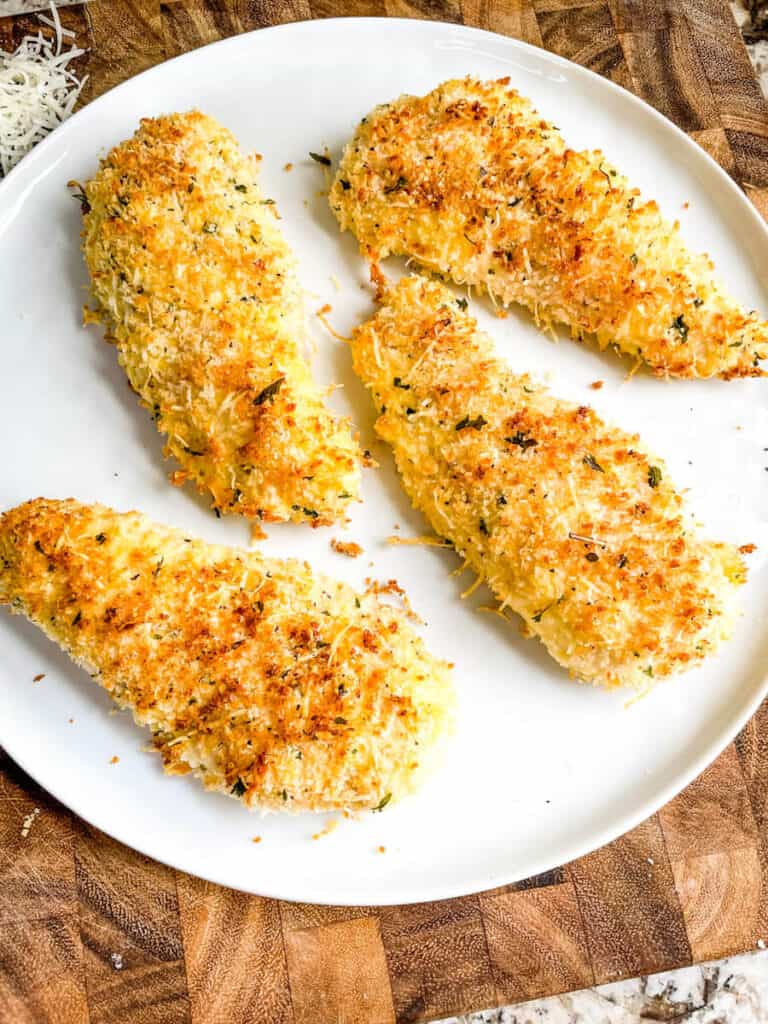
left=568, top=815, right=691, bottom=983
left=283, top=916, right=395, bottom=1024
left=177, top=875, right=292, bottom=1024
left=481, top=883, right=594, bottom=1004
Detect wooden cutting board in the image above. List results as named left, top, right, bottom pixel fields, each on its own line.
left=2, top=2, right=768, bottom=1022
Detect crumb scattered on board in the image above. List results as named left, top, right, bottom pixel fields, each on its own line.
left=109, top=755, right=119, bottom=765
left=331, top=538, right=363, bottom=558
left=21, top=807, right=40, bottom=838
left=283, top=162, right=293, bottom=171
left=110, top=952, right=124, bottom=971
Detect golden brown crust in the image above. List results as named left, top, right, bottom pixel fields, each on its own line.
left=82, top=111, right=361, bottom=526
left=350, top=275, right=745, bottom=688
left=332, top=78, right=767, bottom=380
left=0, top=498, right=454, bottom=812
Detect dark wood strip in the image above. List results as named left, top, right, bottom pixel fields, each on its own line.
left=737, top=704, right=768, bottom=834
left=568, top=815, right=691, bottom=983
left=75, top=825, right=191, bottom=1024
left=176, top=875, right=292, bottom=1024
left=481, top=866, right=568, bottom=898
left=480, top=882, right=594, bottom=1004
left=378, top=897, right=495, bottom=1023
left=309, top=0, right=387, bottom=16
left=383, top=0, right=462, bottom=22
left=658, top=745, right=759, bottom=862
left=82, top=0, right=165, bottom=102
left=619, top=15, right=720, bottom=132
left=609, top=0, right=673, bottom=33
left=283, top=917, right=394, bottom=1024
left=728, top=129, right=768, bottom=188
left=462, top=0, right=543, bottom=45
left=0, top=914, right=89, bottom=1024
left=535, top=2, right=632, bottom=89
left=0, top=754, right=79, bottom=924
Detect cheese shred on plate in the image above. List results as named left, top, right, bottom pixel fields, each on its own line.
left=0, top=5, right=87, bottom=178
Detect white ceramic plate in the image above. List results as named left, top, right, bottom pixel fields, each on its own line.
left=2, top=18, right=768, bottom=906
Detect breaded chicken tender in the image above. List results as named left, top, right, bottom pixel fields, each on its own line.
left=0, top=499, right=454, bottom=812
left=81, top=111, right=361, bottom=526
left=351, top=276, right=746, bottom=688
left=332, top=78, right=768, bottom=380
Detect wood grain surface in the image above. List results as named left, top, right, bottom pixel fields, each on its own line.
left=1, top=2, right=768, bottom=1022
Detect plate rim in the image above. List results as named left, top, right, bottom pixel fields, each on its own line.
left=2, top=15, right=768, bottom=906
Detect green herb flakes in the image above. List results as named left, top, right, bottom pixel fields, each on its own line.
left=253, top=376, right=285, bottom=406
left=456, top=415, right=487, bottom=431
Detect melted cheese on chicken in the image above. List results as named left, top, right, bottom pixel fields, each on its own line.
left=351, top=275, right=745, bottom=688
left=82, top=111, right=361, bottom=526
left=0, top=498, right=454, bottom=812
left=332, top=78, right=767, bottom=380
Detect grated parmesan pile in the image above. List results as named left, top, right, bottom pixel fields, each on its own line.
left=0, top=5, right=86, bottom=177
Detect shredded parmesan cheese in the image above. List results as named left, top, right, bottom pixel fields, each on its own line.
left=0, top=5, right=87, bottom=177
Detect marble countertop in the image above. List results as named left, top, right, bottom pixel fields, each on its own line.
left=439, top=949, right=768, bottom=1023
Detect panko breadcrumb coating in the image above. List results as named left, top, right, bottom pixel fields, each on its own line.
left=351, top=275, right=746, bottom=689
left=0, top=498, right=454, bottom=812
left=81, top=111, right=361, bottom=527
left=331, top=78, right=768, bottom=380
